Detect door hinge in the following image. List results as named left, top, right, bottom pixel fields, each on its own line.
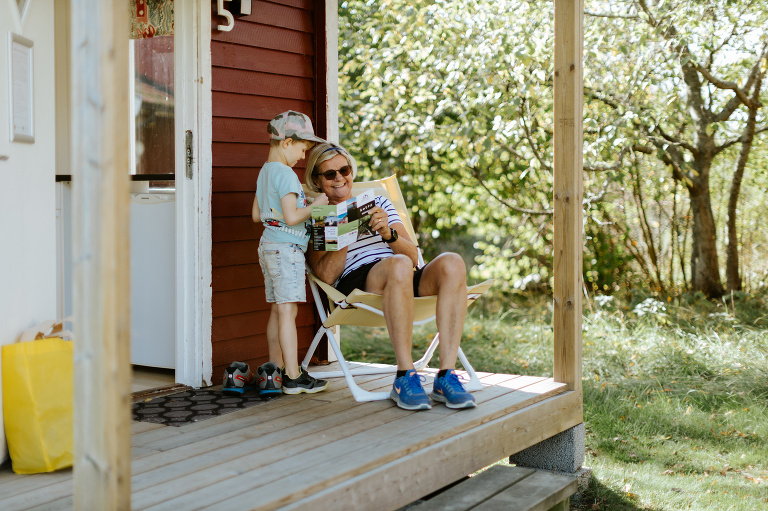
left=185, top=130, right=194, bottom=179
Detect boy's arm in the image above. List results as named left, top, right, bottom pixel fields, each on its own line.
left=280, top=192, right=328, bottom=226
left=280, top=193, right=312, bottom=226
left=251, top=194, right=261, bottom=223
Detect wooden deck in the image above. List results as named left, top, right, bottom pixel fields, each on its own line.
left=0, top=365, right=582, bottom=511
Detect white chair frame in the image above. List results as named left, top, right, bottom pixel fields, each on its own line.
left=301, top=274, right=488, bottom=402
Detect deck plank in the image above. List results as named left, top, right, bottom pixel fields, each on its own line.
left=0, top=370, right=581, bottom=511
left=130, top=371, right=392, bottom=448
left=0, top=474, right=73, bottom=511
left=231, top=379, right=566, bottom=511
left=130, top=421, right=167, bottom=434
left=476, top=469, right=577, bottom=511
left=2, top=375, right=395, bottom=510
left=135, top=373, right=394, bottom=450
left=0, top=467, right=72, bottom=499
left=282, top=389, right=582, bottom=511
left=131, top=377, right=405, bottom=509
left=139, top=377, right=556, bottom=510
left=133, top=374, right=522, bottom=510
left=408, top=465, right=535, bottom=511
left=24, top=498, right=73, bottom=511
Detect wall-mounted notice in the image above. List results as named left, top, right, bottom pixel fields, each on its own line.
left=9, top=33, right=34, bottom=143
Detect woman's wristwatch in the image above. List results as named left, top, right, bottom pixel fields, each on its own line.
left=383, top=228, right=398, bottom=243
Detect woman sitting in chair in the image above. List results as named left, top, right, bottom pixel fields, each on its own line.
left=305, top=142, right=476, bottom=411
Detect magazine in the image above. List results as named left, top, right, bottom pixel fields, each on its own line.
left=311, top=190, right=375, bottom=251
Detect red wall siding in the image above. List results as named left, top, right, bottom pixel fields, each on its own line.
left=210, top=0, right=326, bottom=383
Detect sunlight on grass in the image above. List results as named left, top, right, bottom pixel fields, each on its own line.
left=341, top=290, right=768, bottom=510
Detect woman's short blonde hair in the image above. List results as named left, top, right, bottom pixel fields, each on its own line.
left=304, top=142, right=358, bottom=194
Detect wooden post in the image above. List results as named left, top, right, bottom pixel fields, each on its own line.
left=553, top=0, right=584, bottom=391
left=70, top=1, right=131, bottom=509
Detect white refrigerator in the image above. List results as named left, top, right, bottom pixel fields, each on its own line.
left=129, top=191, right=176, bottom=368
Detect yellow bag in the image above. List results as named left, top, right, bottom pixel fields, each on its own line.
left=2, top=320, right=74, bottom=474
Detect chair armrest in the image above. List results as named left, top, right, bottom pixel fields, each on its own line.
left=306, top=267, right=347, bottom=303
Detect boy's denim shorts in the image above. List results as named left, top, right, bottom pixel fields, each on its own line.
left=258, top=241, right=307, bottom=304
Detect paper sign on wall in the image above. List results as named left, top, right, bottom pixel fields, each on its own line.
left=9, top=33, right=34, bottom=143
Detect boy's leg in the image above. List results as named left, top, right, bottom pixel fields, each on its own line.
left=276, top=302, right=300, bottom=379
left=266, top=304, right=283, bottom=368
left=266, top=242, right=327, bottom=393
left=259, top=241, right=284, bottom=368
left=277, top=300, right=329, bottom=395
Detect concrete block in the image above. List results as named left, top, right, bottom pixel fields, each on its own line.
left=509, top=423, right=585, bottom=473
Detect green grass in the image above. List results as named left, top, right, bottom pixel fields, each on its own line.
left=341, top=290, right=768, bottom=510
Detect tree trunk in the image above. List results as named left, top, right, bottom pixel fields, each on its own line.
left=726, top=153, right=747, bottom=292
left=688, top=182, right=725, bottom=298
left=725, top=71, right=762, bottom=292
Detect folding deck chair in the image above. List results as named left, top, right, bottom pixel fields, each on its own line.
left=301, top=175, right=494, bottom=402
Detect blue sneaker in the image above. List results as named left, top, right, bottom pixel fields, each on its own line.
left=431, top=370, right=476, bottom=409
left=390, top=369, right=431, bottom=410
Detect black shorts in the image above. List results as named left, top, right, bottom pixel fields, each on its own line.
left=336, top=260, right=425, bottom=297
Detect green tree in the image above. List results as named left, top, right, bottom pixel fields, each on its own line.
left=585, top=0, right=768, bottom=297
left=338, top=0, right=768, bottom=296
left=339, top=0, right=565, bottom=290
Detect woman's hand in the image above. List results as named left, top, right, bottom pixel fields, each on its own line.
left=368, top=207, right=392, bottom=239
left=313, top=193, right=329, bottom=206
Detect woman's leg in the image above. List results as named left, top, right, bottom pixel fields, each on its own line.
left=416, top=253, right=467, bottom=370
left=365, top=255, right=417, bottom=370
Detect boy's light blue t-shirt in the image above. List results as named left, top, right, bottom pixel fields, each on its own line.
left=256, top=161, right=310, bottom=249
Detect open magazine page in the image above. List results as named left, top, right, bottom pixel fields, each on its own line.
left=311, top=190, right=375, bottom=251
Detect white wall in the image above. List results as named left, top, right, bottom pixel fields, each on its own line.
left=0, top=0, right=58, bottom=464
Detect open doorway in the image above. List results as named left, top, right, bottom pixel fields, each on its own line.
left=129, top=26, right=176, bottom=371
left=55, top=0, right=210, bottom=390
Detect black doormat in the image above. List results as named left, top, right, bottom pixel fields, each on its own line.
left=132, top=388, right=274, bottom=427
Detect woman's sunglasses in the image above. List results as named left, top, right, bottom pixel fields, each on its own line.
left=315, top=166, right=352, bottom=181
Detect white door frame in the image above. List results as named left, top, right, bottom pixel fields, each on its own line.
left=174, top=1, right=212, bottom=387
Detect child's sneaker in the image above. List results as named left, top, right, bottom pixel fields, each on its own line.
left=281, top=367, right=329, bottom=395
left=257, top=362, right=282, bottom=397
left=390, top=369, right=431, bottom=410
left=222, top=361, right=257, bottom=395
left=430, top=369, right=476, bottom=409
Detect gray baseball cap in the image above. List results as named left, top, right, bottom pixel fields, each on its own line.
left=267, top=110, right=327, bottom=144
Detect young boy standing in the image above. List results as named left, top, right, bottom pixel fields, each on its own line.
left=251, top=111, right=330, bottom=394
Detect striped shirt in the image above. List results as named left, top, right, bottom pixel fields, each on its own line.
left=335, top=195, right=402, bottom=284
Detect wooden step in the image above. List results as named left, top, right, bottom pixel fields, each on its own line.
left=411, top=465, right=577, bottom=511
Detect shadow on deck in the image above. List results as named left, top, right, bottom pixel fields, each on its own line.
left=0, top=364, right=582, bottom=511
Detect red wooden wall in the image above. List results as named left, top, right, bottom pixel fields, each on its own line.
left=210, top=0, right=327, bottom=383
